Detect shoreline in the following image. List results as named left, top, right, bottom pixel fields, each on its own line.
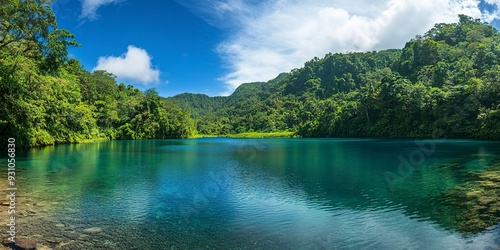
left=191, top=131, right=297, bottom=139
left=0, top=171, right=54, bottom=250
left=8, top=133, right=500, bottom=150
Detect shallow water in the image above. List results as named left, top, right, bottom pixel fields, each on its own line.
left=4, top=138, right=500, bottom=249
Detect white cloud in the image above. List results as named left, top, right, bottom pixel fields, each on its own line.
left=80, top=0, right=121, bottom=20
left=482, top=0, right=500, bottom=21
left=178, top=0, right=497, bottom=95
left=94, top=45, right=160, bottom=85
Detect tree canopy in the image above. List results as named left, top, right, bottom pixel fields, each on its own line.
left=2, top=2, right=499, bottom=148
left=172, top=15, right=500, bottom=140
left=0, top=0, right=195, bottom=148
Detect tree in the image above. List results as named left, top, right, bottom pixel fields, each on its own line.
left=0, top=0, right=79, bottom=72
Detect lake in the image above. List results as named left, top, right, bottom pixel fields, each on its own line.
left=5, top=138, right=500, bottom=249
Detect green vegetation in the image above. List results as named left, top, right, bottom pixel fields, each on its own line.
left=1, top=1, right=499, bottom=148
left=221, top=131, right=296, bottom=138
left=0, top=0, right=195, bottom=148
left=172, top=15, right=500, bottom=140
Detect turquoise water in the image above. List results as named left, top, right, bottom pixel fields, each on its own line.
left=7, top=138, right=500, bottom=249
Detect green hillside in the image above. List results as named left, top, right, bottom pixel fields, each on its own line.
left=171, top=15, right=500, bottom=139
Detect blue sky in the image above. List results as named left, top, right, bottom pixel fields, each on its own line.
left=52, top=0, right=500, bottom=97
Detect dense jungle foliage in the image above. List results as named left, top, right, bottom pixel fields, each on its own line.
left=172, top=15, right=500, bottom=139
left=1, top=1, right=499, bottom=148
left=0, top=0, right=195, bottom=148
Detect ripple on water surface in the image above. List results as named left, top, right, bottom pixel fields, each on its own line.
left=5, top=138, right=500, bottom=249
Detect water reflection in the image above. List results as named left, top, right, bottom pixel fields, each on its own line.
left=5, top=139, right=500, bottom=249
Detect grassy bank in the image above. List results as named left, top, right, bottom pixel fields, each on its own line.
left=192, top=131, right=297, bottom=139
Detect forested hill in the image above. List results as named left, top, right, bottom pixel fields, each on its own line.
left=171, top=15, right=500, bottom=139
left=0, top=1, right=196, bottom=148
left=2, top=1, right=499, bottom=149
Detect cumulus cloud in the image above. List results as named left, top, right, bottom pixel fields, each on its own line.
left=178, top=0, right=498, bottom=95
left=80, top=0, right=121, bottom=20
left=94, top=45, right=160, bottom=85
left=481, top=0, right=500, bottom=21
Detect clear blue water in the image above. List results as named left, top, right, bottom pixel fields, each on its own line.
left=7, top=138, right=500, bottom=249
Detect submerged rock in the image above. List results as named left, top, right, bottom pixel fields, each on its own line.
left=65, top=208, right=79, bottom=214
left=471, top=205, right=488, bottom=213
left=14, top=238, right=37, bottom=250
left=443, top=162, right=500, bottom=234
left=465, top=191, right=482, bottom=199
left=460, top=218, right=488, bottom=233
left=478, top=197, right=496, bottom=206
left=54, top=240, right=76, bottom=249
left=83, top=227, right=102, bottom=234
left=63, top=232, right=79, bottom=240
left=480, top=171, right=500, bottom=181
left=2, top=238, right=14, bottom=247
left=478, top=181, right=498, bottom=189
left=34, top=201, right=49, bottom=207
left=46, top=238, right=62, bottom=243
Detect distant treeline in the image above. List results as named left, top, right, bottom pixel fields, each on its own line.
left=172, top=15, right=500, bottom=139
